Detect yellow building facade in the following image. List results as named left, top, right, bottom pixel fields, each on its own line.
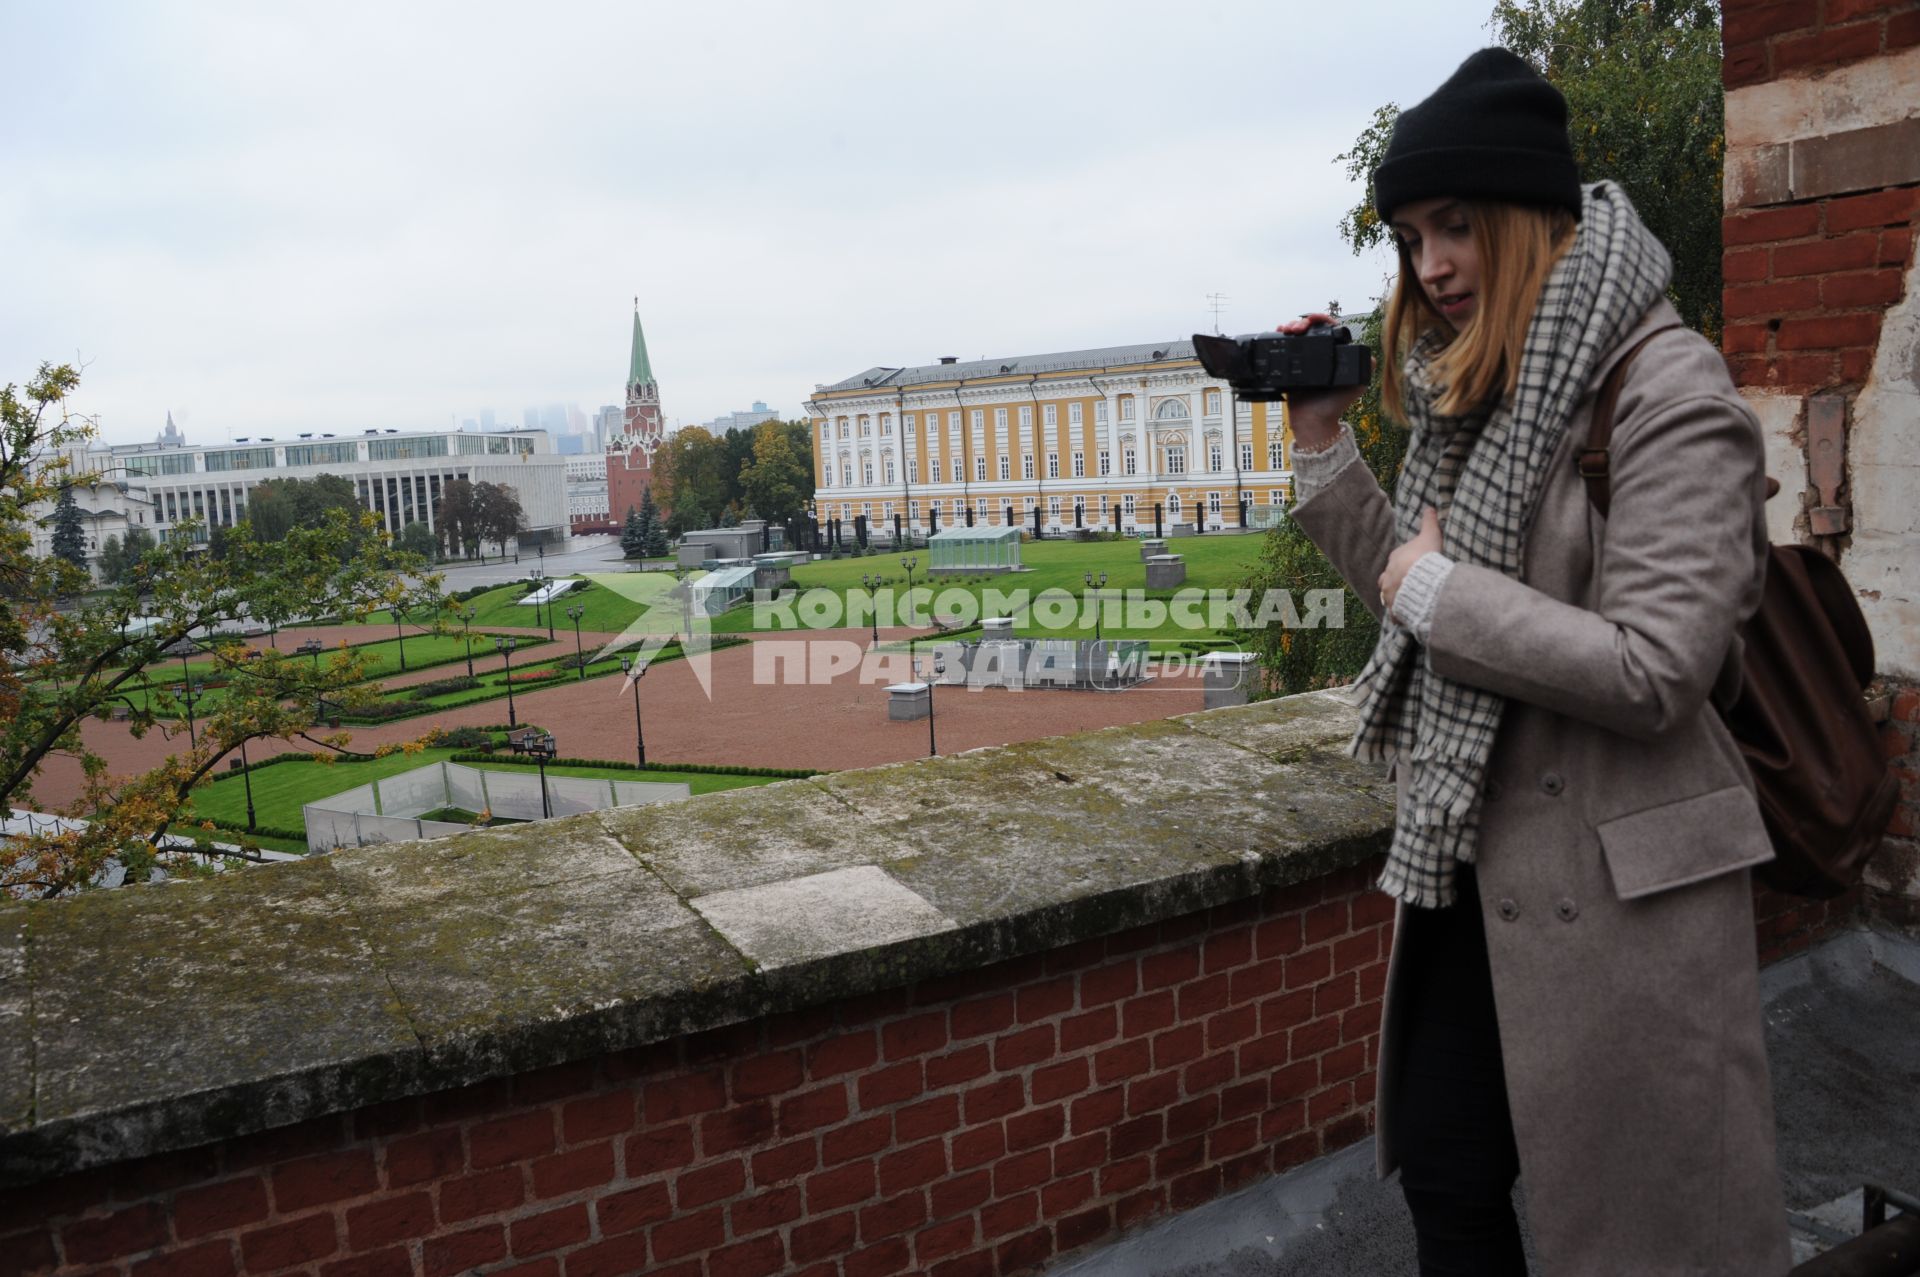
left=804, top=340, right=1295, bottom=535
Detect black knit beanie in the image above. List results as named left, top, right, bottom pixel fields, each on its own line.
left=1372, top=48, right=1581, bottom=225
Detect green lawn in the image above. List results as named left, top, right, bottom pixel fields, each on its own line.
left=131, top=632, right=549, bottom=707
left=181, top=744, right=786, bottom=851
left=374, top=575, right=668, bottom=637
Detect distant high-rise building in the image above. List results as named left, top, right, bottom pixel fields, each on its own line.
left=707, top=400, right=780, bottom=434
left=461, top=418, right=479, bottom=432
left=606, top=303, right=663, bottom=524
left=159, top=411, right=185, bottom=448
left=592, top=405, right=621, bottom=452
left=522, top=407, right=541, bottom=431
left=478, top=408, right=497, bottom=432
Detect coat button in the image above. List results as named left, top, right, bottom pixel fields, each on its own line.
left=1555, top=898, right=1579, bottom=923
left=1540, top=771, right=1565, bottom=796
left=1496, top=898, right=1520, bottom=921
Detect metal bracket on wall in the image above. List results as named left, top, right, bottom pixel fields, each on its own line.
left=1807, top=393, right=1849, bottom=536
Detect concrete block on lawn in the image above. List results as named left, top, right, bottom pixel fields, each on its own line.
left=1145, top=554, right=1186, bottom=589
left=887, top=682, right=930, bottom=720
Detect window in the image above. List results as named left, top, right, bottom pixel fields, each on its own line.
left=999, top=456, right=1010, bottom=480
left=1208, top=443, right=1223, bottom=472
left=1271, top=489, right=1284, bottom=504
left=1208, top=491, right=1222, bottom=514
left=885, top=458, right=895, bottom=482
left=1123, top=447, right=1137, bottom=476
left=1098, top=450, right=1110, bottom=477
left=1071, top=451, right=1085, bottom=477
left=859, top=416, right=871, bottom=437
left=1237, top=400, right=1253, bottom=421
left=1123, top=493, right=1136, bottom=517
left=370, top=436, right=449, bottom=462
left=842, top=463, right=853, bottom=486
left=931, top=458, right=942, bottom=483
left=286, top=441, right=358, bottom=467
left=1099, top=494, right=1110, bottom=516
left=821, top=424, right=832, bottom=447
left=1241, top=443, right=1254, bottom=472
left=995, top=408, right=1008, bottom=429
left=1043, top=404, right=1057, bottom=426
left=904, top=414, right=916, bottom=436
left=909, top=500, right=919, bottom=520
left=1022, top=455, right=1035, bottom=480
left=1120, top=397, right=1135, bottom=421
left=1068, top=402, right=1082, bottom=426
left=1205, top=390, right=1222, bottom=417
left=1073, top=495, right=1086, bottom=518
left=1047, top=453, right=1059, bottom=479
left=862, top=461, right=874, bottom=485
left=975, top=497, right=988, bottom=520
left=975, top=456, right=986, bottom=481
left=1166, top=445, right=1187, bottom=475
left=883, top=415, right=894, bottom=436
left=948, top=411, right=961, bottom=429
left=124, top=453, right=195, bottom=476
left=1269, top=441, right=1285, bottom=469
left=204, top=447, right=276, bottom=472
left=1048, top=496, right=1062, bottom=518
left=970, top=409, right=984, bottom=430
left=838, top=418, right=850, bottom=439
left=906, top=459, right=917, bottom=482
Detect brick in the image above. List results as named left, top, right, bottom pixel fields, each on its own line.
left=1070, top=1085, right=1125, bottom=1134
left=859, top=1191, right=930, bottom=1242
left=1152, top=1023, right=1206, bottom=1070
left=1725, top=205, right=1821, bottom=247
left=1141, top=948, right=1200, bottom=991
left=751, top=1136, right=818, bottom=1184
left=980, top=1192, right=1040, bottom=1241
left=467, top=1110, right=555, bottom=1170
left=1115, top=1186, right=1165, bottom=1230
left=809, top=1030, right=880, bottom=1079
left=130, top=1240, right=238, bottom=1277
left=1155, top=1132, right=1207, bottom=1181
left=597, top=1181, right=671, bottom=1235
left=807, top=1160, right=879, bottom=1213
left=383, top=1128, right=464, bottom=1188
left=1079, top=960, right=1138, bottom=1007
left=950, top=992, right=1016, bottom=1040
left=925, top=1043, right=992, bottom=1090
left=1891, top=6, right=1920, bottom=48
left=1093, top=1038, right=1152, bottom=1085
left=952, top=1121, right=1014, bottom=1179
left=1272, top=1130, right=1319, bottom=1172
left=1100, top=1153, right=1153, bottom=1197
left=174, top=1176, right=271, bottom=1241
left=1058, top=1202, right=1114, bottom=1252
left=930, top=1253, right=997, bottom=1277
left=1822, top=268, right=1908, bottom=308
left=272, top=1149, right=379, bottom=1213
left=822, top=1112, right=892, bottom=1169
left=1262, top=987, right=1316, bottom=1034
left=1271, top=1059, right=1320, bottom=1102
left=239, top=1214, right=339, bottom=1273
left=509, top=1205, right=590, bottom=1259
left=651, top=1205, right=726, bottom=1263
left=733, top=1183, right=804, bottom=1235
left=1308, top=1081, right=1356, bottom=1124
left=1038, top=1171, right=1097, bottom=1222
left=1724, top=38, right=1769, bottom=88
left=63, top=1204, right=169, bottom=1266
left=1724, top=278, right=1822, bottom=318
left=698, top=1098, right=774, bottom=1155
left=1778, top=314, right=1883, bottom=350
left=560, top=1091, right=635, bottom=1143
left=1722, top=321, right=1770, bottom=355
left=733, top=1048, right=805, bottom=1099
left=624, top=1121, right=696, bottom=1176
left=858, top=1060, right=924, bottom=1110
left=1015, top=977, right=1076, bottom=1023
left=1825, top=187, right=1920, bottom=233
left=1, top=1228, right=58, bottom=1276
left=644, top=1069, right=726, bottom=1123
left=1333, top=931, right=1377, bottom=975
left=1208, top=1114, right=1262, bottom=1164
left=1121, top=990, right=1176, bottom=1038
left=1322, top=1041, right=1368, bottom=1084
left=1775, top=232, right=1882, bottom=278
left=881, top=1011, right=949, bottom=1060
left=438, top=1166, right=524, bottom=1222
left=897, top=1093, right=963, bottom=1142
left=997, top=1225, right=1056, bottom=1272
left=531, top=1141, right=615, bottom=1199
left=994, top=1024, right=1055, bottom=1071
left=675, top=1157, right=746, bottom=1209
left=561, top=1233, right=650, bottom=1277
left=1007, top=1104, right=1067, bottom=1153
left=1285, top=945, right=1332, bottom=988
left=1826, top=0, right=1902, bottom=22
left=845, top=1237, right=914, bottom=1277
left=1172, top=1164, right=1226, bottom=1211
left=1110, top=1113, right=1163, bottom=1158
left=318, top=1248, right=412, bottom=1277
left=914, top=1216, right=977, bottom=1265
left=779, top=1082, right=850, bottom=1136
left=710, top=1234, right=787, bottom=1277
left=791, top=1212, right=859, bottom=1265
left=345, top=1191, right=434, bottom=1251
left=1721, top=0, right=1817, bottom=43
left=1229, top=957, right=1287, bottom=1005
left=1032, top=1056, right=1091, bottom=1104
left=513, top=1060, right=597, bottom=1106
left=1774, top=20, right=1884, bottom=73
left=879, top=1139, right=948, bottom=1195
left=1723, top=247, right=1770, bottom=284
left=1058, top=1006, right=1117, bottom=1052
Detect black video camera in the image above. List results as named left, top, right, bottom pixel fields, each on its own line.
left=1190, top=324, right=1372, bottom=402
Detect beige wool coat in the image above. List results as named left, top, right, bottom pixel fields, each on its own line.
left=1293, top=301, right=1792, bottom=1277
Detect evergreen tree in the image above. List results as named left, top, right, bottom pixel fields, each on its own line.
left=96, top=534, right=126, bottom=585
left=639, top=488, right=669, bottom=558
left=621, top=506, right=646, bottom=558
left=50, top=485, right=88, bottom=572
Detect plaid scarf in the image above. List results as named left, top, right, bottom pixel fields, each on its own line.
left=1353, top=182, right=1673, bottom=908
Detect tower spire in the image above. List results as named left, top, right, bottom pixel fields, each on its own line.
left=629, top=306, right=654, bottom=389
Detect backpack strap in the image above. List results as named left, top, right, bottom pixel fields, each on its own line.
left=1578, top=324, right=1684, bottom=518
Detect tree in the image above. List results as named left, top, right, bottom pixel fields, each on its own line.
left=96, top=534, right=127, bottom=586
left=396, top=521, right=437, bottom=560
left=621, top=506, right=647, bottom=558
left=639, top=488, right=669, bottom=558
left=738, top=419, right=813, bottom=527
left=50, top=485, right=87, bottom=572
left=435, top=478, right=481, bottom=559
left=244, top=474, right=362, bottom=544
left=651, top=426, right=730, bottom=536
left=472, top=481, right=525, bottom=557
left=0, top=362, right=442, bottom=899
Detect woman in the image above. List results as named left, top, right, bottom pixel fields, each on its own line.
left=1282, top=49, right=1790, bottom=1276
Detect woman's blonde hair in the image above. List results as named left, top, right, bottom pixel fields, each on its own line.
left=1381, top=201, right=1578, bottom=421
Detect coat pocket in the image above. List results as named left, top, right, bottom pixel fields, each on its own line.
left=1596, top=785, right=1775, bottom=900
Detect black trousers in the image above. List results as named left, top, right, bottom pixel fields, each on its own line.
left=1392, top=864, right=1529, bottom=1276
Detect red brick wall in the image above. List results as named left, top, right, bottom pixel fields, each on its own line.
left=1867, top=683, right=1920, bottom=932
left=1723, top=0, right=1920, bottom=89
left=1722, top=187, right=1919, bottom=394
left=1, top=863, right=1396, bottom=1277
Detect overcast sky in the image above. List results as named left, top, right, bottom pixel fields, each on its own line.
left=2, top=1, right=1497, bottom=445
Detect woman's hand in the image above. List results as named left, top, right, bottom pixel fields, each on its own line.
left=1278, top=311, right=1365, bottom=452
left=1380, top=507, right=1443, bottom=617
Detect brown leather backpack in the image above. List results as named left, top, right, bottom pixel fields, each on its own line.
left=1579, top=330, right=1898, bottom=898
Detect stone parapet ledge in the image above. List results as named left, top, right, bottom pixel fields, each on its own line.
left=0, top=689, right=1391, bottom=1188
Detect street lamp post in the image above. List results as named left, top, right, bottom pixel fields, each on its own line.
left=861, top=574, right=880, bottom=648
left=915, top=652, right=946, bottom=756
left=1083, top=571, right=1108, bottom=642
left=459, top=606, right=476, bottom=678
left=176, top=680, right=202, bottom=750
left=394, top=605, right=408, bottom=672
left=494, top=635, right=519, bottom=727
left=900, top=555, right=917, bottom=589
left=238, top=736, right=257, bottom=831
left=566, top=605, right=587, bottom=680
left=619, top=656, right=647, bottom=766
left=297, top=639, right=325, bottom=718
left=527, top=732, right=557, bottom=819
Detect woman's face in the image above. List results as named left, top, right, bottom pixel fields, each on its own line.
left=1392, top=198, right=1481, bottom=330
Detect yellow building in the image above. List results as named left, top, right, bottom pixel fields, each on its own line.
left=804, top=340, right=1295, bottom=536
